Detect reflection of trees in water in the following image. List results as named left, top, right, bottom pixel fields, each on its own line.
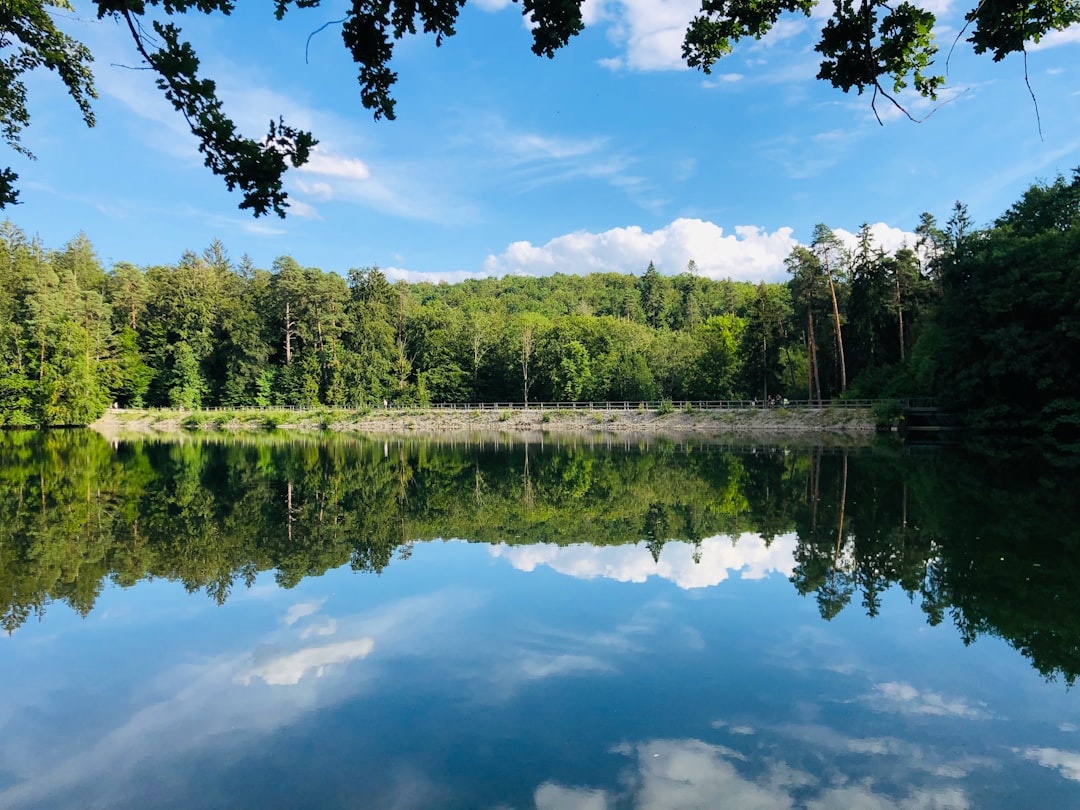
left=2, top=431, right=1079, bottom=683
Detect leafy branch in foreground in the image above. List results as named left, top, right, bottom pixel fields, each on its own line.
left=1, top=0, right=1076, bottom=212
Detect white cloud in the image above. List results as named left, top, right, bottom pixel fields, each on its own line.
left=1028, top=24, right=1080, bottom=51
left=865, top=682, right=991, bottom=720
left=702, top=73, right=745, bottom=87
left=283, top=599, right=325, bottom=625
left=595, top=0, right=700, bottom=71
left=1021, top=747, right=1080, bottom=782
left=299, top=618, right=338, bottom=639
left=482, top=218, right=800, bottom=281
left=294, top=179, right=334, bottom=201
left=833, top=222, right=919, bottom=256
left=236, top=638, right=376, bottom=686
left=374, top=217, right=921, bottom=285
left=286, top=198, right=322, bottom=219
left=535, top=782, right=613, bottom=810
left=299, top=150, right=372, bottom=181
left=491, top=532, right=797, bottom=589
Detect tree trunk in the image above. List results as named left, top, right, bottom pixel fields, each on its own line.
left=894, top=266, right=906, bottom=361
left=284, top=300, right=293, bottom=366
left=824, top=259, right=847, bottom=393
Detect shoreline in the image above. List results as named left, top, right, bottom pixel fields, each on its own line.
left=90, top=405, right=879, bottom=440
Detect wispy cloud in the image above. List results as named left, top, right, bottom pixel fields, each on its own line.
left=863, top=681, right=992, bottom=720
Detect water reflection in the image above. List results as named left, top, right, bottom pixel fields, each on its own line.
left=1, top=429, right=1079, bottom=688
left=2, top=423, right=1080, bottom=809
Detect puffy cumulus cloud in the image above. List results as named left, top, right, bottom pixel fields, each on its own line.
left=595, top=0, right=700, bottom=72
left=864, top=682, right=991, bottom=720
left=1020, top=747, right=1080, bottom=782
left=236, top=638, right=375, bottom=686
left=490, top=532, right=797, bottom=590
left=482, top=218, right=800, bottom=282
left=833, top=222, right=918, bottom=256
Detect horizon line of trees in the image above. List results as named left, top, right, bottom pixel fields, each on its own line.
left=1, top=171, right=1077, bottom=435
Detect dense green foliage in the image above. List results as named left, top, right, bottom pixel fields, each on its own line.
left=915, top=172, right=1080, bottom=436
left=4, top=431, right=1080, bottom=683
left=3, top=1, right=1076, bottom=210
left=0, top=222, right=919, bottom=426
left=0, top=172, right=1077, bottom=430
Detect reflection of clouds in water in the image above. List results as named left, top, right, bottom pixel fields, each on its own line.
left=236, top=638, right=375, bottom=686
left=0, top=589, right=481, bottom=809
left=535, top=782, right=612, bottom=809
left=805, top=783, right=970, bottom=809
left=490, top=532, right=797, bottom=589
left=864, top=682, right=991, bottom=720
left=778, top=723, right=996, bottom=782
left=300, top=617, right=338, bottom=639
left=1020, top=747, right=1080, bottom=781
left=283, top=598, right=326, bottom=625
left=538, top=738, right=975, bottom=809
left=538, top=739, right=803, bottom=809
left=513, top=652, right=614, bottom=681
left=634, top=739, right=800, bottom=808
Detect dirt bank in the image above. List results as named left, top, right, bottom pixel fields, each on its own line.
left=91, top=405, right=877, bottom=440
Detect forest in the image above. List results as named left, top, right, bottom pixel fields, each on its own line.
left=0, top=172, right=1077, bottom=435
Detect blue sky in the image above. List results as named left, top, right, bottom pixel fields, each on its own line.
left=8, top=1, right=1080, bottom=282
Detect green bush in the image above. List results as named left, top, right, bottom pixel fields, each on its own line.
left=871, top=399, right=904, bottom=431
left=657, top=399, right=675, bottom=416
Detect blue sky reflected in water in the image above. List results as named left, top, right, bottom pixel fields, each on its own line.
left=3, top=535, right=1080, bottom=809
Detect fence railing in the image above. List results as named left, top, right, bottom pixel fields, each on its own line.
left=148, top=398, right=934, bottom=413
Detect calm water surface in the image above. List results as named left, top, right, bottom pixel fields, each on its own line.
left=1, top=430, right=1079, bottom=809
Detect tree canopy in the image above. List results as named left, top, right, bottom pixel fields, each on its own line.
left=1, top=0, right=1076, bottom=213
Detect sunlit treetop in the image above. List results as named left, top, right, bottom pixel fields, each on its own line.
left=1, top=0, right=1077, bottom=215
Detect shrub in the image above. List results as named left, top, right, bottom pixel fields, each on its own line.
left=871, top=399, right=904, bottom=431
left=657, top=399, right=675, bottom=416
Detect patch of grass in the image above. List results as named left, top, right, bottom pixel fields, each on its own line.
left=608, top=413, right=618, bottom=423
left=499, top=410, right=512, bottom=422
left=656, top=399, right=675, bottom=416
left=540, top=412, right=552, bottom=423
left=683, top=401, right=695, bottom=414
left=591, top=411, right=604, bottom=423
left=181, top=413, right=209, bottom=431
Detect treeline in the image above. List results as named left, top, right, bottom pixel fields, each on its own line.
left=1, top=172, right=1077, bottom=432
left=4, top=431, right=1079, bottom=682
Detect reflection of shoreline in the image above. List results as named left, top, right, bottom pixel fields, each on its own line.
left=90, top=406, right=876, bottom=441
left=490, top=533, right=797, bottom=589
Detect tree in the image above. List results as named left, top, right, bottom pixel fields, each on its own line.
left=4, top=0, right=1076, bottom=213
left=811, top=224, right=849, bottom=394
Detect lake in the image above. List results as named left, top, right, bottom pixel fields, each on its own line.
left=2, top=430, right=1079, bottom=809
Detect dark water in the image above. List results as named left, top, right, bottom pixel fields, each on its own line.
left=2, top=430, right=1080, bottom=809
